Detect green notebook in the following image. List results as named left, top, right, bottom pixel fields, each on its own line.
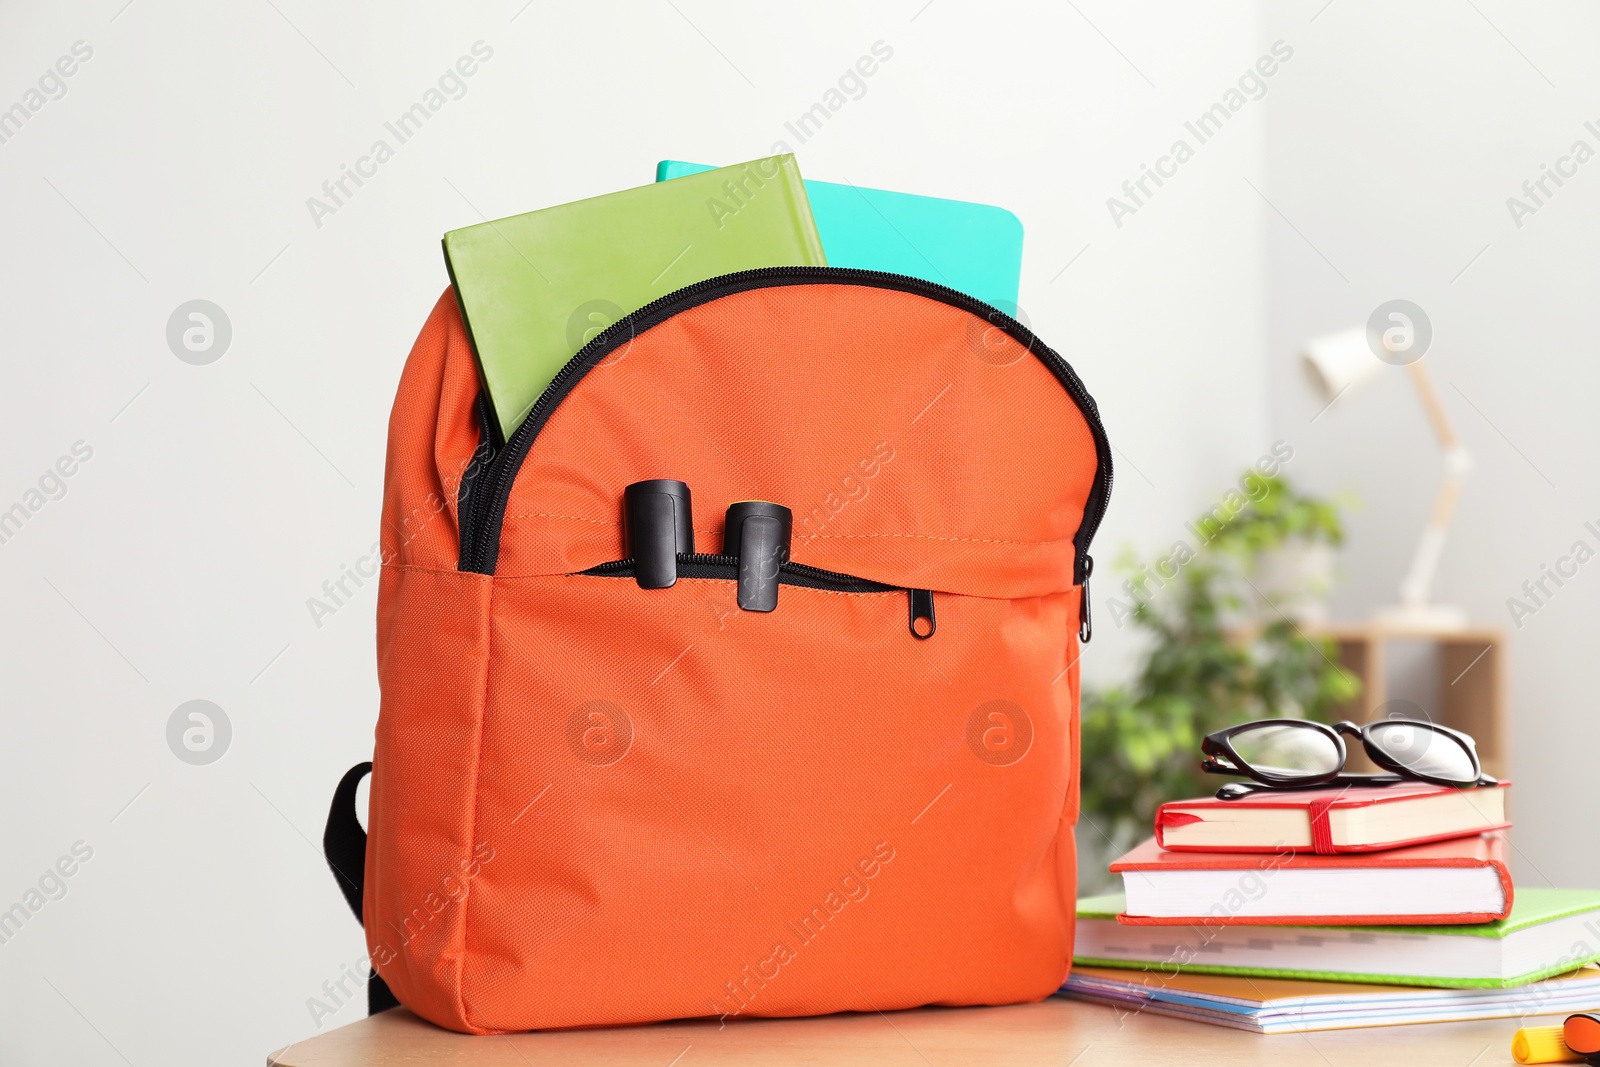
left=446, top=155, right=826, bottom=444
left=1074, top=889, right=1600, bottom=989
left=655, top=160, right=1023, bottom=312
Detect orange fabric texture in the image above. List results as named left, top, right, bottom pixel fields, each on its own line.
left=367, top=279, right=1105, bottom=1033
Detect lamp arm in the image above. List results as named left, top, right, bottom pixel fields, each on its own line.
left=1407, top=360, right=1459, bottom=449
left=1398, top=466, right=1466, bottom=608
left=1398, top=362, right=1471, bottom=609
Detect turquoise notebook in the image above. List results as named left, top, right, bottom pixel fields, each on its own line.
left=655, top=160, right=1023, bottom=311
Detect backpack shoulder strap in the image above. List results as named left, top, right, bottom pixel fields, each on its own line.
left=324, top=762, right=399, bottom=1015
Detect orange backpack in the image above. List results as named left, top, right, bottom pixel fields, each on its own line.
left=324, top=268, right=1112, bottom=1033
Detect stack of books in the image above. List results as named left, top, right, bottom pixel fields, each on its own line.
left=1061, top=780, right=1600, bottom=1031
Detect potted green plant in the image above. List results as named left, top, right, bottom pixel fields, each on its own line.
left=1076, top=471, right=1360, bottom=892
left=1206, top=473, right=1346, bottom=626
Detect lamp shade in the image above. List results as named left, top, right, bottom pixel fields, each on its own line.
left=1302, top=327, right=1383, bottom=400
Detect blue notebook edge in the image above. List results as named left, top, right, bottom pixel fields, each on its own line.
left=654, top=158, right=1023, bottom=309
left=655, top=159, right=1023, bottom=232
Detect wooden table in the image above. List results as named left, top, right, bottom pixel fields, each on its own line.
left=270, top=998, right=1540, bottom=1066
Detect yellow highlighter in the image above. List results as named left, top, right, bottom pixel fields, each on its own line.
left=1513, top=1025, right=1580, bottom=1064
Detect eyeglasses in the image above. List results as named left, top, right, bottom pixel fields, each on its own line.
left=1201, top=718, right=1497, bottom=800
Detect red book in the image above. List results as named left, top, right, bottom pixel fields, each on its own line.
left=1154, top=781, right=1511, bottom=855
left=1111, top=832, right=1513, bottom=926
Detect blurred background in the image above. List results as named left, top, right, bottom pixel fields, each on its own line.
left=1, top=1, right=1596, bottom=1063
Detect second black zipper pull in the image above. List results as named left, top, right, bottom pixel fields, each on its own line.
left=1079, top=554, right=1094, bottom=643
left=724, top=501, right=792, bottom=612
left=909, top=588, right=936, bottom=639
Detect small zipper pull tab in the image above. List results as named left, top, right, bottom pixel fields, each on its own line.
left=1079, top=555, right=1094, bottom=643
left=909, top=589, right=936, bottom=639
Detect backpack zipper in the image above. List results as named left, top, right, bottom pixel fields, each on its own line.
left=583, top=553, right=896, bottom=592
left=580, top=553, right=936, bottom=639
left=456, top=267, right=1112, bottom=634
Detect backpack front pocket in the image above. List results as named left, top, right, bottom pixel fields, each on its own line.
left=454, top=570, right=1083, bottom=1031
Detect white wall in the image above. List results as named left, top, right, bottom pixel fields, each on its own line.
left=0, top=2, right=1271, bottom=1063
left=1261, top=0, right=1600, bottom=889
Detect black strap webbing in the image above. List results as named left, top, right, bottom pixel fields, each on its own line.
left=323, top=761, right=398, bottom=1015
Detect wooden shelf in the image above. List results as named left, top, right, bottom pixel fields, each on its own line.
left=1316, top=623, right=1508, bottom=779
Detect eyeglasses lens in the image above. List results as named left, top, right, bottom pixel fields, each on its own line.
left=1228, top=723, right=1341, bottom=778
left=1365, top=721, right=1476, bottom=783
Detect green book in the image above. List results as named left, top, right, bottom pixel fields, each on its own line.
left=1074, top=888, right=1600, bottom=989
left=445, top=155, right=826, bottom=444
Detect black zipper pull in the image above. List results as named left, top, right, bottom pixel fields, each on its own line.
left=909, top=588, right=936, bottom=639
left=1079, top=555, right=1094, bottom=643
left=624, top=480, right=694, bottom=588
left=726, top=503, right=792, bottom=613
